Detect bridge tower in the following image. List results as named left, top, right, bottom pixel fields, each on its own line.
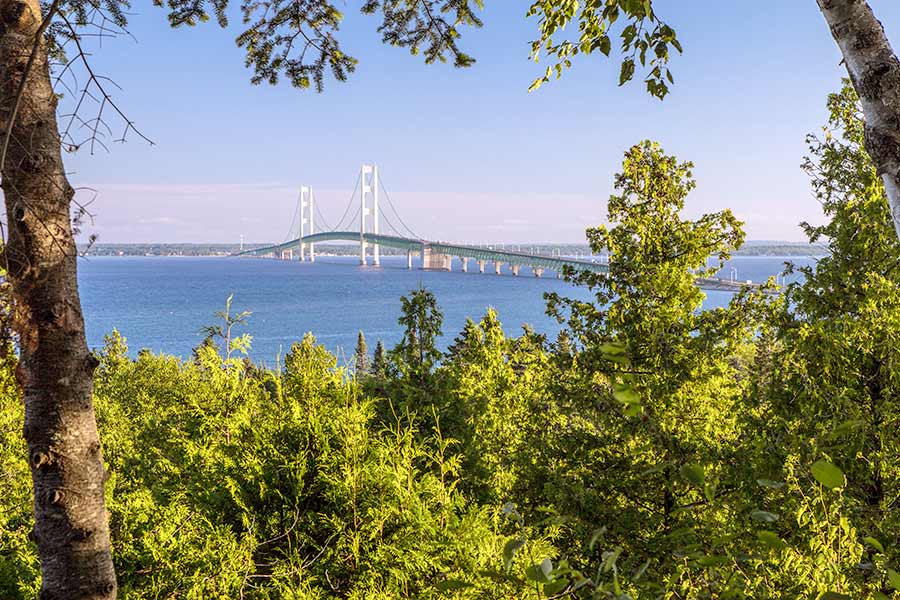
left=360, top=164, right=380, bottom=266
left=299, top=186, right=315, bottom=262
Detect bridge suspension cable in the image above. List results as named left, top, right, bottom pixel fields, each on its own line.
left=377, top=175, right=419, bottom=239
left=377, top=205, right=407, bottom=238
left=282, top=189, right=302, bottom=243
left=314, top=202, right=333, bottom=233
left=329, top=171, right=362, bottom=232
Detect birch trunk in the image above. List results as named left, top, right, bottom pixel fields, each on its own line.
left=817, top=0, right=900, bottom=240
left=0, top=0, right=117, bottom=597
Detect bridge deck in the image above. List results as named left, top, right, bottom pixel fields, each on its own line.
left=235, top=231, right=770, bottom=293
left=237, top=231, right=611, bottom=273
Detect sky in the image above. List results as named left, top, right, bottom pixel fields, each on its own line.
left=61, top=0, right=900, bottom=244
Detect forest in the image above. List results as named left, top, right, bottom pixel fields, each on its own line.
left=3, top=82, right=899, bottom=599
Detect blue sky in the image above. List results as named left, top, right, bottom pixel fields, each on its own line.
left=65, top=1, right=900, bottom=244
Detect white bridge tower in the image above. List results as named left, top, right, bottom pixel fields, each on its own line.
left=299, top=185, right=315, bottom=262
left=360, top=164, right=379, bottom=266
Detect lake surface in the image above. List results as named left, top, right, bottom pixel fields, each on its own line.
left=78, top=255, right=817, bottom=364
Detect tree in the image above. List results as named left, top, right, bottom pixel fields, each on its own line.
left=392, top=286, right=443, bottom=383
left=752, top=81, right=900, bottom=592
left=544, top=141, right=765, bottom=593
left=0, top=2, right=117, bottom=596
left=816, top=0, right=900, bottom=241
left=0, top=1, right=483, bottom=596
left=354, top=330, right=369, bottom=374
left=372, top=340, right=387, bottom=378
left=200, top=294, right=252, bottom=360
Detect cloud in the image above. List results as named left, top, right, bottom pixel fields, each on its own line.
left=137, top=216, right=183, bottom=225
left=81, top=182, right=296, bottom=196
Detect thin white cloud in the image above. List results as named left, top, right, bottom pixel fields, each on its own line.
left=137, top=216, right=183, bottom=225
left=80, top=182, right=296, bottom=196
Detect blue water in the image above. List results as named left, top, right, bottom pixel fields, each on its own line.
left=77, top=255, right=816, bottom=364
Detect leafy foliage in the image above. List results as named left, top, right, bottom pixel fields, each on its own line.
left=6, top=85, right=900, bottom=599
left=526, top=0, right=681, bottom=97
left=2, top=327, right=535, bottom=598
left=157, top=0, right=482, bottom=91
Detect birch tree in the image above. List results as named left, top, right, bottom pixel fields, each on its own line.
left=816, top=0, right=900, bottom=240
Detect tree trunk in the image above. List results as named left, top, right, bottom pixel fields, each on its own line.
left=817, top=0, right=900, bottom=240
left=0, top=0, right=117, bottom=598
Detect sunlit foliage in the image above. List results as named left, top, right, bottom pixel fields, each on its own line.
left=4, top=84, right=900, bottom=599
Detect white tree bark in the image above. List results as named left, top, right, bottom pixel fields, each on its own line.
left=817, top=0, right=900, bottom=240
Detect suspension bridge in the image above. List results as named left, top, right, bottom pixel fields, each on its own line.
left=235, top=165, right=764, bottom=292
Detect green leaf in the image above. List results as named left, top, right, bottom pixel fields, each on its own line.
left=820, top=593, right=851, bottom=600
left=750, top=510, right=780, bottom=523
left=503, top=538, right=525, bottom=570
left=599, top=341, right=626, bottom=355
left=757, top=530, right=787, bottom=550
left=612, top=384, right=640, bottom=405
left=544, top=579, right=568, bottom=596
left=623, top=401, right=643, bottom=417
left=619, top=58, right=635, bottom=86
left=829, top=419, right=864, bottom=439
left=703, top=481, right=717, bottom=503
left=888, top=569, right=900, bottom=591
left=599, top=35, right=611, bottom=56
left=525, top=559, right=552, bottom=583
left=811, top=460, right=845, bottom=489
left=863, top=536, right=884, bottom=553
left=680, top=464, right=705, bottom=487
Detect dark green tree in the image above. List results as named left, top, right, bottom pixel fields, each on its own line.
left=372, top=341, right=387, bottom=379
left=392, top=287, right=443, bottom=384
left=354, top=331, right=369, bottom=374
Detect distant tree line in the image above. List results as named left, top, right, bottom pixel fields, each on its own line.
left=78, top=242, right=827, bottom=258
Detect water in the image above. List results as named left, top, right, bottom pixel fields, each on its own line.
left=77, top=255, right=817, bottom=364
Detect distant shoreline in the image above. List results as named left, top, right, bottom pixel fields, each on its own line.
left=76, top=242, right=827, bottom=258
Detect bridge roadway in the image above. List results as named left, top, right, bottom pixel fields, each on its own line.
left=236, top=231, right=766, bottom=292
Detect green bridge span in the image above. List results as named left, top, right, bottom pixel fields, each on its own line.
left=235, top=231, right=766, bottom=292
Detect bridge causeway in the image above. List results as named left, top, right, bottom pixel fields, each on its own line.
left=234, top=164, right=768, bottom=293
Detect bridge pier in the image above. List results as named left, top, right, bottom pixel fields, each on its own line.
left=478, top=260, right=485, bottom=273
left=422, top=245, right=452, bottom=271
left=461, top=257, right=469, bottom=273
left=494, top=261, right=502, bottom=275
left=511, top=264, right=520, bottom=277
left=533, top=267, right=543, bottom=278
left=407, top=250, right=413, bottom=270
